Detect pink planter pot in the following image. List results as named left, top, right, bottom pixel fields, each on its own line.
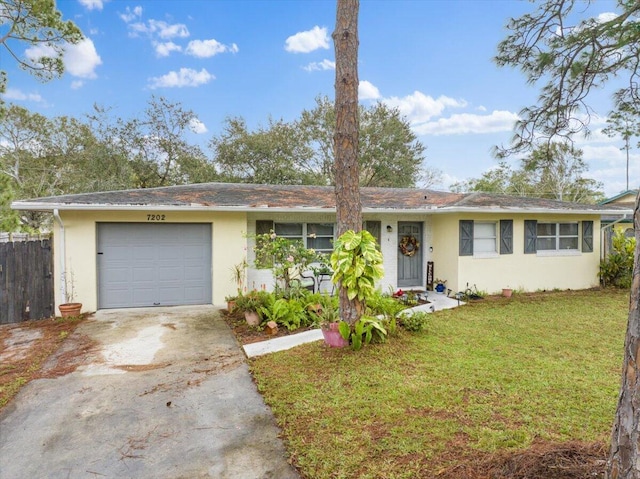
left=322, top=323, right=348, bottom=348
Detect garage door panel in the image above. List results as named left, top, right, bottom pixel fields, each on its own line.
left=98, top=223, right=212, bottom=309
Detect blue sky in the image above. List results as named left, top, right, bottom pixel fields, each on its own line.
left=4, top=0, right=637, bottom=197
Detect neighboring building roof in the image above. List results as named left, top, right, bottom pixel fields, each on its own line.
left=599, top=189, right=638, bottom=207
left=599, top=189, right=637, bottom=224
left=12, top=182, right=633, bottom=216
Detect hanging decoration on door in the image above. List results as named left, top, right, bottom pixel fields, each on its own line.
left=399, top=235, right=419, bottom=257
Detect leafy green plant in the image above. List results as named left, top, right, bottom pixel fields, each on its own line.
left=366, top=290, right=407, bottom=319
left=260, top=295, right=305, bottom=331
left=251, top=230, right=325, bottom=293
left=338, top=315, right=388, bottom=351
left=330, top=230, right=384, bottom=302
left=235, top=290, right=268, bottom=313
left=399, top=311, right=430, bottom=333
left=599, top=229, right=636, bottom=288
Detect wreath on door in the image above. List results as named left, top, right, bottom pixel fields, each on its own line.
left=399, top=235, right=419, bottom=257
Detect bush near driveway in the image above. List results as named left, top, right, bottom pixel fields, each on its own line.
left=250, top=289, right=628, bottom=479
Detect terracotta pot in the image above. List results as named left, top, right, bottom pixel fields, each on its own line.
left=59, top=303, right=82, bottom=318
left=244, top=310, right=260, bottom=326
left=321, top=322, right=348, bottom=348
left=227, top=300, right=236, bottom=312
left=502, top=288, right=513, bottom=298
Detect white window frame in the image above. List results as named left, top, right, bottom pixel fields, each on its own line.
left=273, top=222, right=335, bottom=256
left=536, top=222, right=580, bottom=254
left=473, top=222, right=498, bottom=258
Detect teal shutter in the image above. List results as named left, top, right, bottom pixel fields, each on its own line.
left=500, top=220, right=513, bottom=254
left=524, top=220, right=537, bottom=254
left=459, top=220, right=473, bottom=256
left=582, top=221, right=594, bottom=253
left=363, top=221, right=382, bottom=248
left=256, top=220, right=273, bottom=235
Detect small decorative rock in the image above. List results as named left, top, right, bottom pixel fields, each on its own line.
left=266, top=321, right=278, bottom=335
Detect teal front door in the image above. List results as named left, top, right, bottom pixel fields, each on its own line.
left=397, top=222, right=423, bottom=288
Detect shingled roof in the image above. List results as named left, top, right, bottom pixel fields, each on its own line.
left=11, top=182, right=632, bottom=215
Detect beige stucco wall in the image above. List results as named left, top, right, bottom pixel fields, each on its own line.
left=53, top=210, right=247, bottom=312
left=432, top=213, right=601, bottom=294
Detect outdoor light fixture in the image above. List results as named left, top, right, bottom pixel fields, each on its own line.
left=386, top=225, right=393, bottom=233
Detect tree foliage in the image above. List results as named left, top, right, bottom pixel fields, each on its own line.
left=452, top=142, right=604, bottom=203
left=0, top=0, right=83, bottom=102
left=602, top=101, right=640, bottom=191
left=209, top=96, right=433, bottom=188
left=495, top=0, right=640, bottom=154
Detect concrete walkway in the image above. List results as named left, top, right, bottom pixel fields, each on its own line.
left=244, top=292, right=463, bottom=358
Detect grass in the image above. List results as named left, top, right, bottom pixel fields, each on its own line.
left=249, top=289, right=629, bottom=478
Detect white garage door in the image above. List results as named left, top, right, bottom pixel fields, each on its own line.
left=97, top=223, right=212, bottom=309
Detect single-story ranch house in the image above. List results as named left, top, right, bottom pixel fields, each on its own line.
left=12, top=183, right=633, bottom=314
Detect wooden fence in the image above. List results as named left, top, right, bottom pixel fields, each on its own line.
left=0, top=234, right=54, bottom=324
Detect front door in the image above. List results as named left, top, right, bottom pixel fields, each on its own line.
left=397, top=222, right=423, bottom=288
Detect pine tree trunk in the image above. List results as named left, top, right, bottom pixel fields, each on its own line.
left=333, top=0, right=362, bottom=324
left=606, top=191, right=640, bottom=479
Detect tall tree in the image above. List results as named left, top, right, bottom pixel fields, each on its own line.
left=97, top=96, right=216, bottom=188
left=603, top=102, right=640, bottom=192
left=333, top=0, right=362, bottom=324
left=210, top=116, right=322, bottom=185
left=299, top=96, right=435, bottom=187
left=495, top=2, right=640, bottom=476
left=0, top=0, right=82, bottom=106
left=452, top=144, right=604, bottom=203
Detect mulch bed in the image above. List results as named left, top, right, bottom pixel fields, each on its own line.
left=222, top=308, right=316, bottom=345
left=436, top=440, right=607, bottom=479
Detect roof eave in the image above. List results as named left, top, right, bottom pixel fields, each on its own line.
left=11, top=201, right=632, bottom=216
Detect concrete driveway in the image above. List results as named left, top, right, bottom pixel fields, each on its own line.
left=0, top=306, right=299, bottom=479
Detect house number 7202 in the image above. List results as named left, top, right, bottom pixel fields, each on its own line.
left=147, top=214, right=166, bottom=221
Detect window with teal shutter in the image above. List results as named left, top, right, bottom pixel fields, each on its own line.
left=459, top=220, right=473, bottom=256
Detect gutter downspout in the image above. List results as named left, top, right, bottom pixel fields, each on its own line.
left=600, top=214, right=629, bottom=260
left=53, top=209, right=66, bottom=302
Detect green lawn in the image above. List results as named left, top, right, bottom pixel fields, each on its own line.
left=249, top=289, right=629, bottom=479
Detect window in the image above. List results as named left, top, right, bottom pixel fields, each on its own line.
left=536, top=222, right=579, bottom=251
left=459, top=220, right=512, bottom=256
left=268, top=221, right=335, bottom=255
left=306, top=223, right=334, bottom=255
left=474, top=222, right=497, bottom=254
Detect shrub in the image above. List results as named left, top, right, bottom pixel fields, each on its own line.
left=400, top=311, right=430, bottom=333
left=599, top=229, right=636, bottom=288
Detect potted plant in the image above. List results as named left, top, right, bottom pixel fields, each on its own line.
left=317, top=303, right=348, bottom=348
left=434, top=278, right=447, bottom=294
left=235, top=291, right=264, bottom=326
left=502, top=287, right=513, bottom=298
left=58, top=269, right=82, bottom=318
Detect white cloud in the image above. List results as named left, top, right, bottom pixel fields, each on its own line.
left=189, top=118, right=208, bottom=134
left=120, top=6, right=142, bottom=23
left=303, top=59, right=335, bottom=72
left=148, top=68, right=214, bottom=89
left=78, top=0, right=108, bottom=10
left=384, top=91, right=468, bottom=123
left=185, top=39, right=238, bottom=58
left=155, top=41, right=182, bottom=57
left=71, top=80, right=84, bottom=90
left=596, top=12, right=618, bottom=23
left=129, top=19, right=189, bottom=39
left=25, top=38, right=102, bottom=79
left=412, top=110, right=519, bottom=136
left=64, top=38, right=102, bottom=79
left=285, top=26, right=329, bottom=53
left=359, top=80, right=380, bottom=100
left=2, top=88, right=44, bottom=103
